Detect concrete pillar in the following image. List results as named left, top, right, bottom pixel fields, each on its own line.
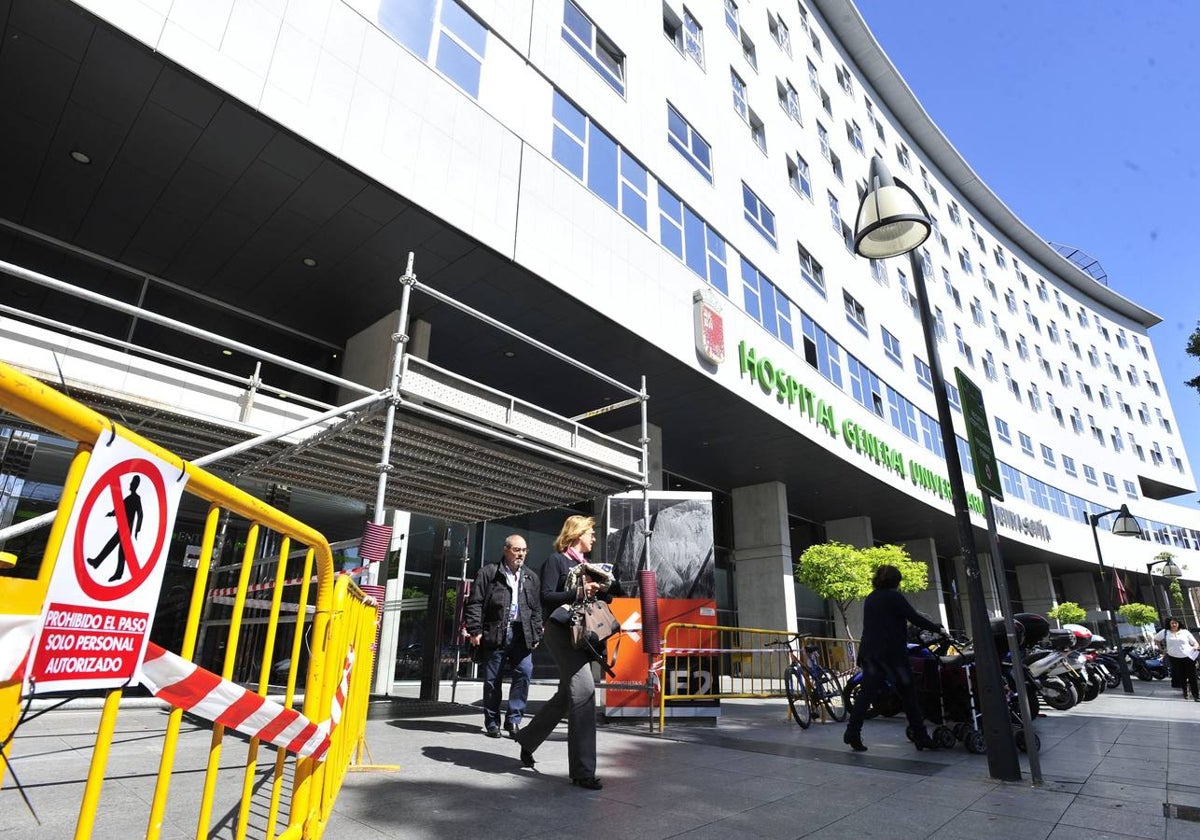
left=338, top=313, right=431, bottom=400
left=732, top=482, right=796, bottom=633
left=613, top=422, right=662, bottom=491
left=903, top=538, right=948, bottom=630
left=1062, top=572, right=1101, bottom=624
left=824, top=517, right=873, bottom=638
left=1016, top=564, right=1056, bottom=617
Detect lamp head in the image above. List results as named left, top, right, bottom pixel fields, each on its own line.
left=1110, top=505, right=1143, bottom=538
left=1161, top=559, right=1183, bottom=579
left=853, top=156, right=931, bottom=259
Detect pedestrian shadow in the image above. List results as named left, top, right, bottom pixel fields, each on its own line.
left=385, top=719, right=482, bottom=736
left=421, top=744, right=527, bottom=774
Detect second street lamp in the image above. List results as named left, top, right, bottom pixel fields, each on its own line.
left=1089, top=504, right=1144, bottom=693
left=1146, top=555, right=1183, bottom=619
left=853, top=156, right=1020, bottom=781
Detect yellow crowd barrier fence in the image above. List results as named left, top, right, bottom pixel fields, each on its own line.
left=657, top=624, right=857, bottom=730
left=0, top=361, right=378, bottom=839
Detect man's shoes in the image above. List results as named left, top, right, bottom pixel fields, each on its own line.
left=519, top=747, right=536, bottom=767
left=485, top=727, right=502, bottom=738
left=911, top=731, right=938, bottom=752
left=843, top=729, right=867, bottom=752
left=571, top=777, right=603, bottom=790
left=504, top=719, right=521, bottom=735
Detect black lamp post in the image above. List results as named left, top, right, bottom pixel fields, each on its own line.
left=1146, top=554, right=1183, bottom=619
left=1089, top=504, right=1144, bottom=693
left=852, top=156, right=1020, bottom=781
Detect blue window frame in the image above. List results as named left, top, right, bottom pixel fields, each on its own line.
left=881, top=328, right=902, bottom=366
left=742, top=183, right=776, bottom=247
left=919, top=413, right=943, bottom=456
left=551, top=91, right=648, bottom=230
left=1000, top=463, right=1025, bottom=500
left=659, top=187, right=728, bottom=294
left=378, top=0, right=487, bottom=99
left=887, top=387, right=919, bottom=442
left=847, top=355, right=885, bottom=417
left=562, top=0, right=625, bottom=95
left=1062, top=454, right=1077, bottom=477
left=995, top=416, right=1011, bottom=445
left=958, top=437, right=974, bottom=475
left=741, top=258, right=793, bottom=346
left=914, top=356, right=933, bottom=391
left=801, top=314, right=843, bottom=388
left=667, top=104, right=713, bottom=182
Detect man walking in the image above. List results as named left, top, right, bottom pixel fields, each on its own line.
left=464, top=535, right=543, bottom=737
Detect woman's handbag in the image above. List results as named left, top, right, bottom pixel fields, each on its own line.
left=569, top=597, right=620, bottom=651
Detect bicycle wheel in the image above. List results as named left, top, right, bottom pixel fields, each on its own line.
left=820, top=669, right=848, bottom=722
left=785, top=666, right=812, bottom=729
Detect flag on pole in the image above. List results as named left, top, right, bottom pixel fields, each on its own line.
left=1114, top=570, right=1128, bottom=605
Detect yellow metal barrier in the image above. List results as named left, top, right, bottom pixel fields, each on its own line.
left=657, top=624, right=858, bottom=729
left=0, top=361, right=378, bottom=839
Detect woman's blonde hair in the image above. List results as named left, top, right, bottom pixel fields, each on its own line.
left=554, top=515, right=596, bottom=553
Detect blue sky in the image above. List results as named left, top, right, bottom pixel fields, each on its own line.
left=853, top=1, right=1200, bottom=511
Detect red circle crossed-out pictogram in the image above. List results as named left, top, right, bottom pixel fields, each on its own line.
left=73, top=458, right=169, bottom=601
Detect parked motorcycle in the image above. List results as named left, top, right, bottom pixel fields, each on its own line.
left=1125, top=644, right=1170, bottom=681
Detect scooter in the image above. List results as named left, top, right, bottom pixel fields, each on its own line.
left=1125, top=645, right=1170, bottom=681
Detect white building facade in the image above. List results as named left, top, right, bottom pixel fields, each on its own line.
left=2, top=0, right=1199, bottom=641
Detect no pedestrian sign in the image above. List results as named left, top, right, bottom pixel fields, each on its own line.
left=27, top=434, right=187, bottom=693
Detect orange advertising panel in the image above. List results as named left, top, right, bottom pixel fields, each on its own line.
left=606, top=597, right=718, bottom=718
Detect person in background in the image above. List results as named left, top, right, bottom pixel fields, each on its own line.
left=1155, top=617, right=1199, bottom=701
left=844, top=564, right=945, bottom=753
left=464, top=534, right=542, bottom=737
left=512, top=514, right=621, bottom=790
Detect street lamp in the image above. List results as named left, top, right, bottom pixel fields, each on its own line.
left=853, top=157, right=1019, bottom=781
left=1146, top=555, right=1183, bottom=618
left=1089, top=504, right=1144, bottom=693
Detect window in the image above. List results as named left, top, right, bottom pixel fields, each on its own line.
left=742, top=183, right=776, bottom=246
left=846, top=120, right=864, bottom=154
left=788, top=154, right=812, bottom=199
left=848, top=355, right=885, bottom=417
left=896, top=142, right=911, bottom=170
left=914, top=356, right=933, bottom=391
left=1083, top=464, right=1098, bottom=486
left=731, top=69, right=748, bottom=120
left=819, top=86, right=832, bottom=115
left=683, top=7, right=704, bottom=66
left=919, top=413, right=943, bottom=457
left=740, top=29, right=757, bottom=69
left=835, top=64, right=853, bottom=94
left=748, top=110, right=766, bottom=152
left=827, top=191, right=842, bottom=234
left=768, top=11, right=791, bottom=55
left=1041, top=444, right=1055, bottom=467
left=778, top=78, right=802, bottom=122
left=1103, top=473, right=1118, bottom=494
left=797, top=242, right=824, bottom=295
left=741, top=258, right=793, bottom=345
left=1062, top=455, right=1077, bottom=477
left=844, top=290, right=867, bottom=334
left=807, top=58, right=819, bottom=92
left=562, top=0, right=625, bottom=94
left=995, top=417, right=1011, bottom=445
left=817, top=121, right=830, bottom=160
left=658, top=186, right=728, bottom=294
left=882, top=328, right=902, bottom=366
left=1000, top=463, right=1025, bottom=500
left=551, top=91, right=647, bottom=229
left=667, top=104, right=713, bottom=181
left=801, top=314, right=844, bottom=387
left=379, top=0, right=488, bottom=99
left=887, top=387, right=919, bottom=441
left=1123, top=480, right=1138, bottom=500
left=1018, top=431, right=1034, bottom=457
left=724, top=0, right=739, bottom=34
left=958, top=248, right=973, bottom=275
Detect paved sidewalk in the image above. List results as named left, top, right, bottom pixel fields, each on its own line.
left=4, top=676, right=1200, bottom=838
left=328, top=676, right=1200, bottom=840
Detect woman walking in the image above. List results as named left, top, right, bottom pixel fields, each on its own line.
left=844, top=564, right=945, bottom=753
left=1154, top=617, right=1199, bottom=701
left=513, top=515, right=621, bottom=789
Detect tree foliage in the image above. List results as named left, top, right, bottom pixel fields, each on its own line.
left=1168, top=579, right=1185, bottom=611
left=1117, top=602, right=1159, bottom=628
left=1046, top=601, right=1087, bottom=625
left=1186, top=321, right=1200, bottom=397
left=795, top=542, right=929, bottom=639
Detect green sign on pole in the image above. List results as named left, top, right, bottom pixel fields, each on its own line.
left=955, top=368, right=1003, bottom=500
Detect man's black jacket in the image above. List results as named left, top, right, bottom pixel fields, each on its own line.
left=464, top=562, right=543, bottom=649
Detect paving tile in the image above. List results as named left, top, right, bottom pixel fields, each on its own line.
left=928, top=809, right=1056, bottom=840
left=1057, top=796, right=1167, bottom=840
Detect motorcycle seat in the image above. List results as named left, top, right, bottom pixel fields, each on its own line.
left=939, top=652, right=975, bottom=667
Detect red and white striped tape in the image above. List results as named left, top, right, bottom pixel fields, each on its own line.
left=207, top=562, right=377, bottom=600
left=139, top=643, right=354, bottom=761
left=0, top=614, right=38, bottom=684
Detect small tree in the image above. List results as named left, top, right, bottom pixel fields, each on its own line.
left=1169, top=579, right=1185, bottom=612
left=1117, top=602, right=1158, bottom=628
left=1046, top=601, right=1086, bottom=626
left=795, top=542, right=929, bottom=639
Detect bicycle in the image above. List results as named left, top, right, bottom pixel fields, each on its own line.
left=770, top=635, right=848, bottom=728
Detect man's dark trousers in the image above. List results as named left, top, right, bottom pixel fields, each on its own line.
left=482, top=624, right=532, bottom=731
